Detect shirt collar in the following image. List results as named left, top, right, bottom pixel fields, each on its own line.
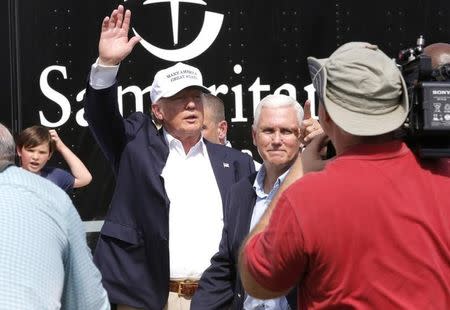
left=253, top=165, right=290, bottom=198
left=0, top=160, right=13, bottom=173
left=163, top=128, right=206, bottom=156
left=338, top=140, right=409, bottom=161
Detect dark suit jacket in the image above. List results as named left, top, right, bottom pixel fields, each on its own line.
left=191, top=173, right=297, bottom=310
left=84, top=83, right=255, bottom=309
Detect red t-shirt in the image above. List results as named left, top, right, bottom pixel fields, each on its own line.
left=245, top=141, right=450, bottom=309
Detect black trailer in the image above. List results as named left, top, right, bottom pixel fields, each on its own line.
left=3, top=0, right=449, bottom=244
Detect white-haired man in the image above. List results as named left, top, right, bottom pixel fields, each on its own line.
left=192, top=95, right=322, bottom=309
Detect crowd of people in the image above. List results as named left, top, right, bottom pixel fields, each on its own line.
left=0, top=3, right=449, bottom=310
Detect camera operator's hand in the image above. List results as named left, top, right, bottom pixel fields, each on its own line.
left=300, top=100, right=323, bottom=147
left=302, top=132, right=332, bottom=174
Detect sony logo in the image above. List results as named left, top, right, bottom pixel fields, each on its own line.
left=432, top=90, right=450, bottom=95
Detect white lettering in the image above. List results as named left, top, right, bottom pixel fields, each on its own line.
left=248, top=78, right=271, bottom=114
left=75, top=89, right=87, bottom=127
left=38, top=64, right=316, bottom=127
left=274, top=83, right=297, bottom=99
left=39, top=65, right=71, bottom=127
left=117, top=85, right=150, bottom=115
left=433, top=90, right=450, bottom=95
left=231, top=84, right=246, bottom=122
left=209, top=84, right=229, bottom=96
left=304, top=83, right=318, bottom=119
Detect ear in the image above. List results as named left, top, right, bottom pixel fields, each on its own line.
left=318, top=102, right=332, bottom=124
left=16, top=146, right=22, bottom=157
left=151, top=103, right=164, bottom=121
left=217, top=120, right=228, bottom=143
left=252, top=127, right=257, bottom=147
left=322, top=107, right=332, bottom=125
left=324, top=108, right=331, bottom=121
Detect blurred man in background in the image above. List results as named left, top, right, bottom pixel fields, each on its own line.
left=0, top=123, right=109, bottom=309
left=202, top=93, right=262, bottom=170
left=202, top=94, right=229, bottom=145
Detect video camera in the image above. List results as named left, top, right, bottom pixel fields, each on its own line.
left=397, top=35, right=450, bottom=158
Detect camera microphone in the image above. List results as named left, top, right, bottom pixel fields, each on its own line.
left=398, top=35, right=425, bottom=63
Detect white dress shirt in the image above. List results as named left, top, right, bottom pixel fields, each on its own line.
left=161, top=131, right=223, bottom=279
left=89, top=60, right=119, bottom=89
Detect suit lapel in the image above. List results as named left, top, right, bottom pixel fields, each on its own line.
left=239, top=173, right=257, bottom=242
left=146, top=126, right=169, bottom=175
left=206, top=141, right=235, bottom=205
left=145, top=125, right=170, bottom=209
left=233, top=173, right=257, bottom=276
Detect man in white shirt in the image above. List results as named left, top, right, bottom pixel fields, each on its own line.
left=84, top=5, right=255, bottom=310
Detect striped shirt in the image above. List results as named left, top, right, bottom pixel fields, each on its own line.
left=0, top=166, right=109, bottom=310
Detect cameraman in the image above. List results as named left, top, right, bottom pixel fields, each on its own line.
left=424, top=42, right=450, bottom=72
left=238, top=42, right=450, bottom=309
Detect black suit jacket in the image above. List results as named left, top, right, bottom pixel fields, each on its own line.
left=191, top=173, right=297, bottom=310
left=84, top=83, right=255, bottom=309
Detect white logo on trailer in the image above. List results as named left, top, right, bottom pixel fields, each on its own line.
left=131, top=0, right=224, bottom=61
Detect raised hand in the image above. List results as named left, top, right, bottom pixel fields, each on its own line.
left=301, top=132, right=330, bottom=174
left=300, top=100, right=323, bottom=146
left=49, top=129, right=93, bottom=187
left=49, top=129, right=64, bottom=152
left=98, top=5, right=141, bottom=66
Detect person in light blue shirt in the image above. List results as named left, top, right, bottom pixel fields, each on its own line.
left=0, top=123, right=109, bottom=310
left=192, top=95, right=323, bottom=309
left=243, top=95, right=304, bottom=310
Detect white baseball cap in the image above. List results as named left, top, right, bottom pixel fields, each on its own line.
left=150, top=62, right=210, bottom=103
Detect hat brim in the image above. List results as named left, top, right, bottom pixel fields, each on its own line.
left=307, top=57, right=409, bottom=136
left=159, top=85, right=210, bottom=101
